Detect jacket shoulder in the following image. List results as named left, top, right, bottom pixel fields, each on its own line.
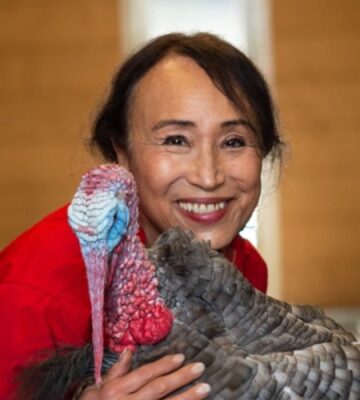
left=0, top=205, right=85, bottom=295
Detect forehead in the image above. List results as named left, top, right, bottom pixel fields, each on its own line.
left=130, top=55, right=247, bottom=122
left=133, top=55, right=219, bottom=105
left=135, top=55, right=211, bottom=93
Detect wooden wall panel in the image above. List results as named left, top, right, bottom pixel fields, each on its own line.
left=272, top=0, right=360, bottom=305
left=0, top=1, right=120, bottom=249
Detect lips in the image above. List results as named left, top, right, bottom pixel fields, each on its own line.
left=176, top=198, right=230, bottom=224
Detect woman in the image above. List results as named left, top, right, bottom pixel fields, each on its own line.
left=0, top=32, right=282, bottom=399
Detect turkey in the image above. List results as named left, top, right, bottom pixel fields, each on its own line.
left=20, top=164, right=360, bottom=400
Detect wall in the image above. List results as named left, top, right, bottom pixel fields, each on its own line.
left=272, top=0, right=360, bottom=305
left=0, top=1, right=120, bottom=249
left=2, top=1, right=359, bottom=307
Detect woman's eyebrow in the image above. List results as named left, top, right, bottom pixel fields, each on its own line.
left=152, top=119, right=195, bottom=131
left=221, top=119, right=257, bottom=133
left=151, top=118, right=256, bottom=133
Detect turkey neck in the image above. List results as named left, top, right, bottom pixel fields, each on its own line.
left=104, top=195, right=173, bottom=353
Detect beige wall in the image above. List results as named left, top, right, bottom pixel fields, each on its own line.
left=2, top=1, right=359, bottom=307
left=272, top=0, right=360, bottom=305
left=0, top=1, right=120, bottom=249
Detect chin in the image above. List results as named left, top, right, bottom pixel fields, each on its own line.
left=193, top=232, right=231, bottom=252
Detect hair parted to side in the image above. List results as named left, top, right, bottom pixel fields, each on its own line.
left=91, top=32, right=284, bottom=163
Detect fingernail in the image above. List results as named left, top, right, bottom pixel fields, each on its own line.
left=172, top=353, right=185, bottom=364
left=119, top=348, right=129, bottom=360
left=191, top=362, right=205, bottom=374
left=196, top=383, right=211, bottom=395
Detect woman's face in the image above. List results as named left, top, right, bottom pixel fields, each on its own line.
left=120, top=55, right=262, bottom=251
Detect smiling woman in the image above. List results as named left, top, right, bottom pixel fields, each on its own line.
left=0, top=32, right=284, bottom=399
left=92, top=33, right=283, bottom=254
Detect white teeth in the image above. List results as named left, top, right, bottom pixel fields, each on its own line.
left=178, top=201, right=226, bottom=214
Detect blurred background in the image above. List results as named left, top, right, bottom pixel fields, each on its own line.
left=1, top=0, right=359, bottom=334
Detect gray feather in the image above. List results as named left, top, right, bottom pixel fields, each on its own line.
left=19, top=228, right=360, bottom=399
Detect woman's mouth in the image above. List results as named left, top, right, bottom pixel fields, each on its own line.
left=178, top=201, right=226, bottom=214
left=176, top=199, right=230, bottom=224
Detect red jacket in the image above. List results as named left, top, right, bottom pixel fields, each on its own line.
left=0, top=205, right=267, bottom=398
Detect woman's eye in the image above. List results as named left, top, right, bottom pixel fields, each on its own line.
left=223, top=137, right=247, bottom=148
left=162, top=135, right=187, bottom=146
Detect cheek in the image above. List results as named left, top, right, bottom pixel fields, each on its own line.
left=248, top=166, right=262, bottom=204
left=231, top=155, right=262, bottom=191
left=129, top=152, right=181, bottom=199
left=246, top=160, right=262, bottom=214
left=250, top=167, right=262, bottom=193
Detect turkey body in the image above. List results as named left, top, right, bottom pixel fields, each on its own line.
left=28, top=227, right=359, bottom=399
left=130, top=227, right=360, bottom=399
left=19, top=165, right=360, bottom=399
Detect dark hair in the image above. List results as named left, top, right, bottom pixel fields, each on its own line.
left=91, top=32, right=283, bottom=162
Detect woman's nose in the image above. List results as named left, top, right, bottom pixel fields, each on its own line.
left=187, top=148, right=225, bottom=190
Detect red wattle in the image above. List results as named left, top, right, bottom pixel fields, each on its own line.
left=129, top=304, right=173, bottom=344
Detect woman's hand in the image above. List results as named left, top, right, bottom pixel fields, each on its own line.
left=79, top=350, right=211, bottom=399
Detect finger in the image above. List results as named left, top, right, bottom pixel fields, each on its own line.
left=129, top=361, right=207, bottom=400
left=104, top=348, right=133, bottom=381
left=79, top=351, right=133, bottom=400
left=114, top=353, right=186, bottom=393
left=166, top=383, right=211, bottom=400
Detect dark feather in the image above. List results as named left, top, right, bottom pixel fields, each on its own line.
left=18, top=228, right=360, bottom=399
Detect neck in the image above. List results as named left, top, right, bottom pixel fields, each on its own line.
left=139, top=224, right=237, bottom=264
left=104, top=231, right=172, bottom=353
left=220, top=243, right=235, bottom=263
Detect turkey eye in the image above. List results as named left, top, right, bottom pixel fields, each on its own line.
left=162, top=135, right=187, bottom=146
left=224, top=137, right=246, bottom=148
